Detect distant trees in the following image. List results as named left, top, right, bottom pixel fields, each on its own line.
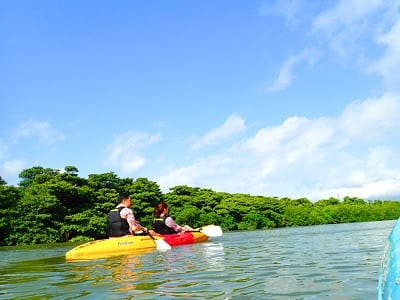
left=1, top=165, right=400, bottom=245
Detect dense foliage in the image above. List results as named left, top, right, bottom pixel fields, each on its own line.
left=1, top=166, right=400, bottom=245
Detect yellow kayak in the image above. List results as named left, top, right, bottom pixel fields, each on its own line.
left=65, top=235, right=159, bottom=261
left=65, top=225, right=222, bottom=261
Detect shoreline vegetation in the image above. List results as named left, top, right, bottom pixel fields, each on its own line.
left=1, top=165, right=399, bottom=246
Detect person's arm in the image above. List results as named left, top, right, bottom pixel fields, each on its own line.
left=165, top=216, right=184, bottom=232
left=120, top=207, right=143, bottom=233
left=165, top=217, right=193, bottom=232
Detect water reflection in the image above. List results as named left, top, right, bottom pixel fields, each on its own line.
left=202, top=242, right=225, bottom=271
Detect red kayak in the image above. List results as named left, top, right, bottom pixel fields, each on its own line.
left=153, top=231, right=209, bottom=246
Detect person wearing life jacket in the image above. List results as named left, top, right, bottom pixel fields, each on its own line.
left=152, top=201, right=193, bottom=234
left=107, top=194, right=146, bottom=237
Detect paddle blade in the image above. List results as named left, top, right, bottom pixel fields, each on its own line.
left=154, top=238, right=171, bottom=250
left=201, top=225, right=223, bottom=237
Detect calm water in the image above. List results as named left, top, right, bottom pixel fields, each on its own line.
left=0, top=220, right=395, bottom=299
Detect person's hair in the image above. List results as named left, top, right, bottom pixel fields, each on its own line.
left=119, top=194, right=130, bottom=203
left=154, top=201, right=168, bottom=217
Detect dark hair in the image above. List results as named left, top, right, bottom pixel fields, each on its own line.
left=154, top=201, right=168, bottom=217
left=119, top=194, right=130, bottom=203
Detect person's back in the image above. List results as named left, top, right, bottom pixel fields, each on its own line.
left=153, top=215, right=178, bottom=234
left=107, top=206, right=130, bottom=237
left=152, top=201, right=192, bottom=234
left=107, top=194, right=145, bottom=237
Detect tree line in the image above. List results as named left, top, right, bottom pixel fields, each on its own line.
left=1, top=165, right=399, bottom=246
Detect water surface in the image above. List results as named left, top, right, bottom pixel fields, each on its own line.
left=0, top=220, right=394, bottom=299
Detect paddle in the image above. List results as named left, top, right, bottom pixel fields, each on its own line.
left=146, top=231, right=171, bottom=250
left=190, top=225, right=223, bottom=237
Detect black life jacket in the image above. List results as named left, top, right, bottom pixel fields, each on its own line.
left=106, top=206, right=130, bottom=237
left=152, top=215, right=177, bottom=235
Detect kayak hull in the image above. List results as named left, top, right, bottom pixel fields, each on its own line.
left=65, top=235, right=157, bottom=261
left=379, top=218, right=400, bottom=300
left=156, top=231, right=208, bottom=246
left=65, top=232, right=208, bottom=261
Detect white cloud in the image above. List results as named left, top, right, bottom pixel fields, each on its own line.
left=265, top=55, right=298, bottom=92
left=157, top=153, right=260, bottom=194
left=0, top=121, right=64, bottom=184
left=310, top=0, right=399, bottom=62
left=312, top=0, right=384, bottom=33
left=339, top=93, right=400, bottom=139
left=266, top=0, right=399, bottom=94
left=263, top=1, right=400, bottom=94
left=105, top=131, right=160, bottom=175
left=311, top=178, right=400, bottom=201
left=158, top=94, right=400, bottom=200
left=259, top=0, right=303, bottom=25
left=265, top=48, right=319, bottom=92
left=191, top=114, right=246, bottom=150
left=0, top=141, right=7, bottom=161
left=0, top=160, right=26, bottom=180
left=368, top=16, right=400, bottom=90
left=13, top=120, right=65, bottom=145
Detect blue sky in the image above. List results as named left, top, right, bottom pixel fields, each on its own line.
left=2, top=0, right=400, bottom=200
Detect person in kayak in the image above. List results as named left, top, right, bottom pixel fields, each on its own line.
left=107, top=194, right=146, bottom=237
left=152, top=201, right=193, bottom=234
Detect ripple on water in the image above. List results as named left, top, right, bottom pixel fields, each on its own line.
left=0, top=220, right=396, bottom=299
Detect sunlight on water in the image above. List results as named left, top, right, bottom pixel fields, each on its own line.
left=0, top=220, right=395, bottom=299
